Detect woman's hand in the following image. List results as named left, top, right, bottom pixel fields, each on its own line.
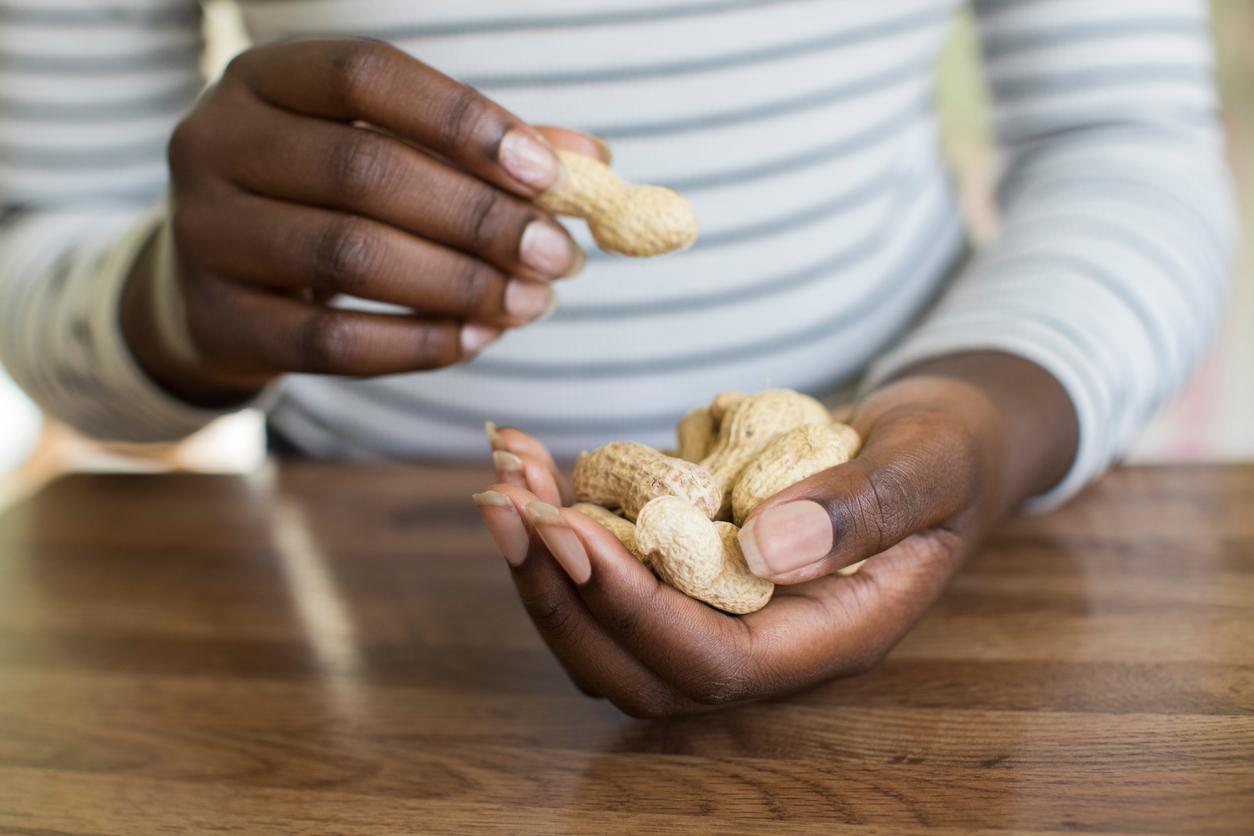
left=124, top=39, right=600, bottom=405
left=475, top=352, right=1078, bottom=716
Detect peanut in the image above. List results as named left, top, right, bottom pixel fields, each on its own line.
left=708, top=391, right=747, bottom=423
left=634, top=495, right=773, bottom=614
left=571, top=502, right=646, bottom=565
left=538, top=389, right=864, bottom=614
left=675, top=391, right=752, bottom=463
left=675, top=406, right=716, bottom=463
left=731, top=422, right=861, bottom=525
left=700, top=389, right=832, bottom=518
left=572, top=441, right=721, bottom=520
left=535, top=149, right=699, bottom=257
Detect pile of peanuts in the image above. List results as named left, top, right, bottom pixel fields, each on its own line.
left=572, top=390, right=861, bottom=614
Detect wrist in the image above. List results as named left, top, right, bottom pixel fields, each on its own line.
left=120, top=226, right=267, bottom=409
left=885, top=350, right=1079, bottom=514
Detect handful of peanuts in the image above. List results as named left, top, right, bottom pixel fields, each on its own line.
left=571, top=389, right=862, bottom=614
left=534, top=163, right=856, bottom=613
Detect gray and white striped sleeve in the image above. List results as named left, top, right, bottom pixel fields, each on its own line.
left=0, top=0, right=233, bottom=442
left=865, top=0, right=1238, bottom=510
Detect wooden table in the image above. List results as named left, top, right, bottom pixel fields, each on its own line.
left=1, top=463, right=1251, bottom=834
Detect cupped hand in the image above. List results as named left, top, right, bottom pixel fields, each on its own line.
left=475, top=352, right=1078, bottom=716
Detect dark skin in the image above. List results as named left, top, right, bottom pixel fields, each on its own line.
left=477, top=351, right=1078, bottom=716
left=120, top=39, right=605, bottom=407
left=114, top=38, right=1082, bottom=716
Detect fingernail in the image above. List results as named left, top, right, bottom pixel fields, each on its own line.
left=493, top=450, right=523, bottom=473
left=504, top=279, right=555, bottom=321
left=564, top=245, right=587, bottom=279
left=738, top=501, right=834, bottom=578
left=484, top=420, right=506, bottom=451
left=585, top=133, right=613, bottom=164
left=461, top=323, right=501, bottom=356
left=520, top=221, right=576, bottom=277
left=473, top=491, right=529, bottom=566
left=499, top=130, right=559, bottom=191
left=538, top=292, right=560, bottom=322
left=525, top=501, right=591, bottom=584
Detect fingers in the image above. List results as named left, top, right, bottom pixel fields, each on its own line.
left=553, top=510, right=780, bottom=705
left=216, top=103, right=581, bottom=282
left=566, top=510, right=964, bottom=704
left=474, top=485, right=699, bottom=716
left=486, top=425, right=571, bottom=506
left=228, top=39, right=562, bottom=196
left=491, top=450, right=529, bottom=491
left=471, top=407, right=972, bottom=714
left=185, top=278, right=495, bottom=381
left=476, top=460, right=966, bottom=713
left=489, top=443, right=562, bottom=506
left=739, top=408, right=979, bottom=583
left=181, top=193, right=555, bottom=327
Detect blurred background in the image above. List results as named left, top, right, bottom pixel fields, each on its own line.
left=2, top=1, right=1250, bottom=507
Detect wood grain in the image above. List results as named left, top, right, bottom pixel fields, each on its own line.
left=0, top=463, right=1251, bottom=834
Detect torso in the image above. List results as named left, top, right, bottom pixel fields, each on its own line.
left=247, top=0, right=968, bottom=460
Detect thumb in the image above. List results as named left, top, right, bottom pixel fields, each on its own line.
left=738, top=412, right=978, bottom=584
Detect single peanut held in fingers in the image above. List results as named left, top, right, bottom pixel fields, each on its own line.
left=701, top=389, right=832, bottom=518
left=536, top=149, right=699, bottom=257
left=573, top=441, right=721, bottom=520
left=571, top=502, right=647, bottom=565
left=732, top=422, right=862, bottom=525
left=635, top=496, right=774, bottom=614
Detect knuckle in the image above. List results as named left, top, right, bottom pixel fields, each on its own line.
left=450, top=258, right=497, bottom=316
left=329, top=133, right=390, bottom=204
left=684, top=647, right=753, bottom=706
left=867, top=461, right=923, bottom=534
left=299, top=310, right=354, bottom=374
left=437, top=84, right=491, bottom=150
left=461, top=186, right=510, bottom=253
left=328, top=40, right=392, bottom=110
left=522, top=591, right=578, bottom=639
left=411, top=322, right=456, bottom=368
left=845, top=466, right=909, bottom=554
left=314, top=216, right=379, bottom=292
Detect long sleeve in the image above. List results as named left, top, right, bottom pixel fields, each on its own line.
left=866, top=0, right=1239, bottom=510
left=0, top=1, right=237, bottom=442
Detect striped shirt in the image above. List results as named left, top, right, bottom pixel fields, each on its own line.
left=0, top=0, right=1237, bottom=509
